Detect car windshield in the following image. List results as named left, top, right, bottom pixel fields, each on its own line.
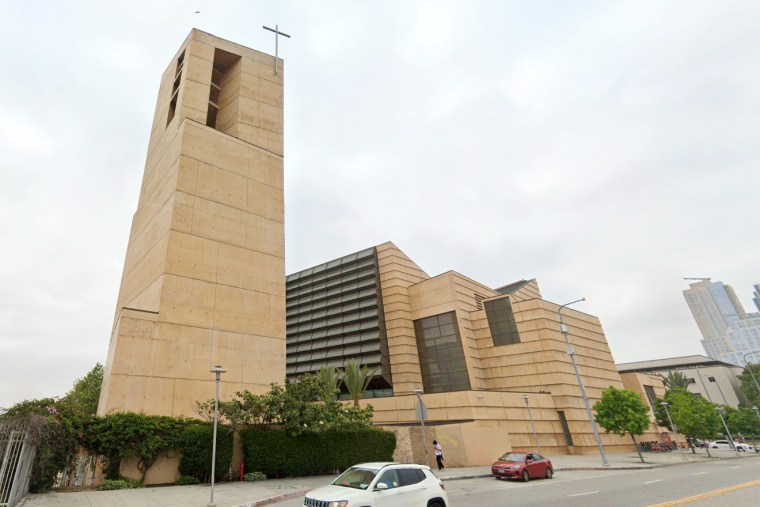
left=499, top=453, right=526, bottom=462
left=332, top=467, right=378, bottom=490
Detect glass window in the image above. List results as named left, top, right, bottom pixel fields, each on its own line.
left=484, top=297, right=521, bottom=346
left=558, top=411, right=574, bottom=446
left=376, top=469, right=400, bottom=489
left=643, top=385, right=657, bottom=406
left=332, top=467, right=377, bottom=490
left=398, top=468, right=424, bottom=486
left=413, top=311, right=471, bottom=393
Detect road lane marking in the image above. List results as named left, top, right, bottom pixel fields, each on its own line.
left=568, top=491, right=598, bottom=497
left=730, top=466, right=740, bottom=469
left=693, top=472, right=707, bottom=475
left=645, top=480, right=663, bottom=484
left=646, top=479, right=760, bottom=506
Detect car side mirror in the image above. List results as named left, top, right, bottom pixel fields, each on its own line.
left=375, top=483, right=389, bottom=490
left=526, top=458, right=533, bottom=462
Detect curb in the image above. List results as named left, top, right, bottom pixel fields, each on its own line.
left=233, top=488, right=310, bottom=507
left=556, top=465, right=655, bottom=471
left=440, top=473, right=492, bottom=481
left=440, top=465, right=655, bottom=481
left=440, top=454, right=751, bottom=480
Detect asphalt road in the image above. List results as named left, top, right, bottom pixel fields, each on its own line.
left=273, top=456, right=760, bottom=506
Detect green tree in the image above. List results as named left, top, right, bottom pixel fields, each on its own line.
left=82, top=413, right=187, bottom=480
left=316, top=365, right=343, bottom=401
left=341, top=360, right=376, bottom=407
left=0, top=399, right=78, bottom=492
left=660, top=371, right=692, bottom=391
left=727, top=406, right=760, bottom=445
left=58, top=363, right=104, bottom=418
left=738, top=363, right=760, bottom=405
left=666, top=389, right=722, bottom=457
left=0, top=364, right=104, bottom=492
left=195, top=375, right=375, bottom=437
left=593, top=387, right=651, bottom=463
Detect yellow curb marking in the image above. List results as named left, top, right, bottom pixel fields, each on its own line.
left=646, top=480, right=760, bottom=506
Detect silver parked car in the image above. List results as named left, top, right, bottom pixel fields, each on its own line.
left=304, top=462, right=448, bottom=507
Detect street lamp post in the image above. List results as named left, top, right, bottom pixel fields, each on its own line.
left=660, top=402, right=686, bottom=460
left=557, top=298, right=609, bottom=466
left=414, top=388, right=430, bottom=467
left=523, top=395, right=540, bottom=452
left=743, top=351, right=760, bottom=398
left=715, top=408, right=738, bottom=454
left=753, top=406, right=760, bottom=421
left=208, top=365, right=226, bottom=507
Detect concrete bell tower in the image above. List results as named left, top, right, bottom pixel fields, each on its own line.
left=98, top=29, right=285, bottom=416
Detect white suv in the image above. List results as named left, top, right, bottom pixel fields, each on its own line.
left=303, top=462, right=448, bottom=507
left=709, top=440, right=753, bottom=451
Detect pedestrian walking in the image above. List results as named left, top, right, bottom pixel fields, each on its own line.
left=433, top=440, right=444, bottom=470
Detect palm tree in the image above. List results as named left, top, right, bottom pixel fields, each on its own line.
left=316, top=365, right=343, bottom=401
left=341, top=360, right=377, bottom=406
left=660, top=371, right=692, bottom=391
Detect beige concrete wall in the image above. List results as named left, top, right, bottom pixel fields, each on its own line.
left=120, top=454, right=181, bottom=485
left=376, top=242, right=430, bottom=396
left=99, top=30, right=285, bottom=418
left=372, top=246, right=633, bottom=456
left=367, top=390, right=569, bottom=465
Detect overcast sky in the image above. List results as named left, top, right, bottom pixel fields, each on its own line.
left=1, top=0, right=759, bottom=409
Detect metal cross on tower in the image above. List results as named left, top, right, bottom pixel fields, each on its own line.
left=263, top=24, right=290, bottom=75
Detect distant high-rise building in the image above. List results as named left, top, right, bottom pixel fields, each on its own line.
left=753, top=284, right=760, bottom=313
left=683, top=280, right=760, bottom=366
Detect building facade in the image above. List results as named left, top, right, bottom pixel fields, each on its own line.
left=98, top=30, right=286, bottom=417
left=683, top=280, right=760, bottom=366
left=287, top=242, right=665, bottom=464
left=616, top=355, right=746, bottom=407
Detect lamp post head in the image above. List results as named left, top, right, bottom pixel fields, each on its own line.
left=210, top=365, right=226, bottom=380
left=661, top=401, right=669, bottom=408
left=414, top=387, right=423, bottom=398
left=522, top=394, right=529, bottom=405
left=753, top=406, right=759, bottom=411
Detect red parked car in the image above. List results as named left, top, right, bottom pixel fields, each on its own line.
left=491, top=452, right=554, bottom=482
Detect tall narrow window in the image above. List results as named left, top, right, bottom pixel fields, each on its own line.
left=413, top=312, right=471, bottom=393
left=206, top=66, right=221, bottom=128
left=557, top=411, right=574, bottom=446
left=643, top=385, right=657, bottom=407
left=167, top=50, right=184, bottom=126
left=484, top=296, right=521, bottom=346
left=206, top=49, right=241, bottom=131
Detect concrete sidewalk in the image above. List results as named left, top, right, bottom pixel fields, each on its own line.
left=20, top=449, right=751, bottom=507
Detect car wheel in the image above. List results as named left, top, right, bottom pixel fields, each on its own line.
left=428, top=502, right=445, bottom=507
left=546, top=468, right=553, bottom=479
left=521, top=470, right=530, bottom=482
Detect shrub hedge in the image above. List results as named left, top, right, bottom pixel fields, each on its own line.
left=241, top=427, right=396, bottom=478
left=99, top=477, right=144, bottom=491
left=178, top=423, right=234, bottom=482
